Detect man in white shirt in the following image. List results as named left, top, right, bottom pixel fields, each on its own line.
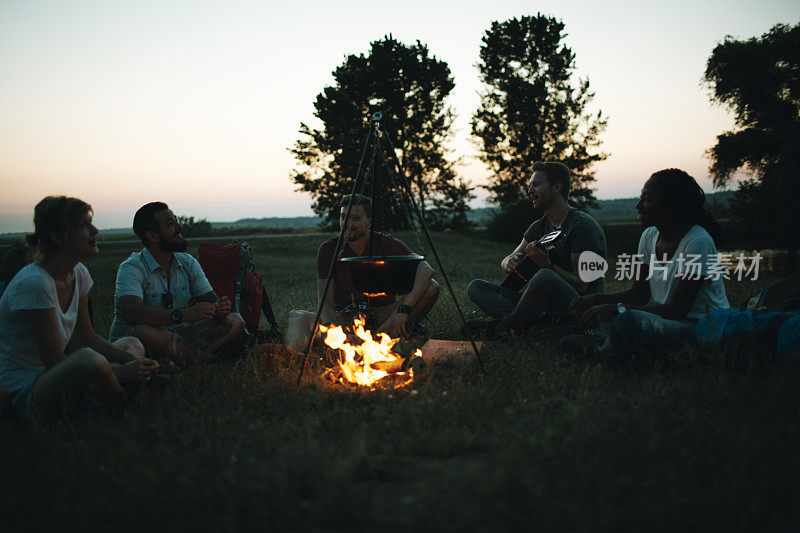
left=109, top=202, right=245, bottom=362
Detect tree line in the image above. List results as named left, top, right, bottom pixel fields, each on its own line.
left=291, top=15, right=799, bottom=248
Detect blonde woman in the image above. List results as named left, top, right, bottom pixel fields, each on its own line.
left=0, top=196, right=159, bottom=420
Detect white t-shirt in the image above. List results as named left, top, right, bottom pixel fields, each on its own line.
left=637, top=225, right=729, bottom=319
left=0, top=263, right=93, bottom=393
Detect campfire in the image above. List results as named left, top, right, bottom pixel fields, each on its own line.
left=318, top=316, right=421, bottom=388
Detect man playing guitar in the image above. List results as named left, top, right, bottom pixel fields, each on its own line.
left=466, top=161, right=607, bottom=336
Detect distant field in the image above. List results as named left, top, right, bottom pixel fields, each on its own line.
left=1, top=231, right=798, bottom=530
left=0, top=191, right=736, bottom=241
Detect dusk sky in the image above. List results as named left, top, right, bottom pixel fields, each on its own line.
left=1, top=0, right=798, bottom=232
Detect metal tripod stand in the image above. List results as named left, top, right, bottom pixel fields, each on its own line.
left=296, top=112, right=485, bottom=384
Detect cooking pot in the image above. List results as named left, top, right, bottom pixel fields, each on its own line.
left=340, top=254, right=425, bottom=296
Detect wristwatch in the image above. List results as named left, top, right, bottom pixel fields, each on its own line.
left=170, top=308, right=183, bottom=324
left=617, top=303, right=627, bottom=315
left=397, top=304, right=412, bottom=315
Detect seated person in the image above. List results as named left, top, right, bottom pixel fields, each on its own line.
left=566, top=168, right=730, bottom=361
left=108, top=202, right=245, bottom=362
left=467, top=161, right=607, bottom=335
left=0, top=196, right=158, bottom=421
left=286, top=194, right=440, bottom=349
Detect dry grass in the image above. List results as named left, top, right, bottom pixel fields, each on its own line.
left=1, top=231, right=799, bottom=531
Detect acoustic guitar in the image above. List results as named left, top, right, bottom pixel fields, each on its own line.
left=500, top=230, right=564, bottom=292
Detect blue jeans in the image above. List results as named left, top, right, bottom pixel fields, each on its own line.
left=597, top=310, right=696, bottom=359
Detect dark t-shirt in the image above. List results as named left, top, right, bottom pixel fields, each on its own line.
left=522, top=208, right=607, bottom=294
left=317, top=232, right=413, bottom=310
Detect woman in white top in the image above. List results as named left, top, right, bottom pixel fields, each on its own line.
left=0, top=196, right=159, bottom=420
left=567, top=169, right=730, bottom=361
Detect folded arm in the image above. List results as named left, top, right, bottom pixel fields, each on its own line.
left=118, top=294, right=217, bottom=326
left=572, top=262, right=703, bottom=327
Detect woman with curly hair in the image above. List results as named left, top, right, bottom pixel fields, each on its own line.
left=566, top=169, right=730, bottom=362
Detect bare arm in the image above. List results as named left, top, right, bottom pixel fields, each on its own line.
left=589, top=261, right=699, bottom=318
left=118, top=295, right=216, bottom=326
left=626, top=272, right=704, bottom=320
left=401, top=261, right=434, bottom=308
left=71, top=294, right=160, bottom=383
left=377, top=261, right=435, bottom=336
left=195, top=290, right=233, bottom=318
left=501, top=239, right=529, bottom=274
left=119, top=295, right=174, bottom=327
left=195, top=290, right=219, bottom=304
left=72, top=294, right=140, bottom=363
left=569, top=272, right=651, bottom=318
left=27, top=308, right=67, bottom=370
left=316, top=278, right=338, bottom=324
left=574, top=261, right=704, bottom=327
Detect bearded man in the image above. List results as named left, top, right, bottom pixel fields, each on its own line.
left=285, top=194, right=440, bottom=349
left=467, top=161, right=607, bottom=336
left=108, top=202, right=244, bottom=361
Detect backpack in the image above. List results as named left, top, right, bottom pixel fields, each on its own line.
left=198, top=241, right=278, bottom=336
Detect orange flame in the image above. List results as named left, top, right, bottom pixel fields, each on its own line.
left=362, top=292, right=388, bottom=297
left=319, top=316, right=420, bottom=387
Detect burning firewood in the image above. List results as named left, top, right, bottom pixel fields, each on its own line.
left=419, top=340, right=483, bottom=364
left=318, top=317, right=423, bottom=388
left=369, top=355, right=426, bottom=374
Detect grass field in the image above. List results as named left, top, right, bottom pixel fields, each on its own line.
left=1, top=231, right=799, bottom=531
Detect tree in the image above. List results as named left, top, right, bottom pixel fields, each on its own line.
left=472, top=15, right=607, bottom=212
left=704, top=23, right=800, bottom=249
left=177, top=216, right=212, bottom=237
left=291, top=36, right=473, bottom=231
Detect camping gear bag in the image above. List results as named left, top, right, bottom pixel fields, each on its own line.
left=696, top=308, right=800, bottom=362
left=745, top=269, right=800, bottom=312
left=696, top=270, right=800, bottom=361
left=198, top=241, right=278, bottom=335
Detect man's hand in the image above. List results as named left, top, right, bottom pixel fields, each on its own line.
left=579, top=304, right=618, bottom=329
left=569, top=294, right=604, bottom=318
left=113, top=358, right=160, bottom=384
left=378, top=312, right=409, bottom=338
left=501, top=251, right=525, bottom=275
left=215, top=296, right=232, bottom=317
left=183, top=302, right=216, bottom=323
left=525, top=242, right=552, bottom=268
